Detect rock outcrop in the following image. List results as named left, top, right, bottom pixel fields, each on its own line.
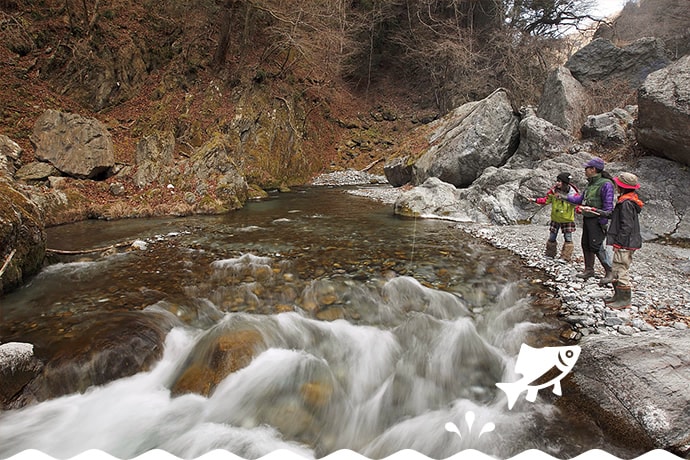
left=412, top=89, right=520, bottom=188
left=180, top=134, right=249, bottom=212
left=0, top=135, right=22, bottom=176
left=133, top=131, right=176, bottom=188
left=637, top=54, right=690, bottom=167
left=393, top=106, right=690, bottom=240
left=31, top=109, right=115, bottom=180
left=571, top=330, right=690, bottom=457
left=0, top=176, right=46, bottom=294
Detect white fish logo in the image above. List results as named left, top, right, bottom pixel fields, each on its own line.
left=496, top=344, right=581, bottom=410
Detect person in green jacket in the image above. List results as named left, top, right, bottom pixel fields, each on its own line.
left=535, top=172, right=580, bottom=261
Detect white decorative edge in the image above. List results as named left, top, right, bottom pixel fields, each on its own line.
left=5, top=449, right=682, bottom=460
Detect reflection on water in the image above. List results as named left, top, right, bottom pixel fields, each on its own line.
left=0, top=187, right=644, bottom=459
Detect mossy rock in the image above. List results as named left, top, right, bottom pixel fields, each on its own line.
left=0, top=178, right=46, bottom=294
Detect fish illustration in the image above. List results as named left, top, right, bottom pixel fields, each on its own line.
left=496, top=344, right=581, bottom=410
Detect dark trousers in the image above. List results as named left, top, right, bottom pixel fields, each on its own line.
left=581, top=217, right=606, bottom=253
left=582, top=217, right=611, bottom=268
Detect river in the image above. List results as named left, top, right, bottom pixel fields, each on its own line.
left=0, top=186, right=646, bottom=459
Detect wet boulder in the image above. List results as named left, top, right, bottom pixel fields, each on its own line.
left=31, top=109, right=115, bottom=180
left=0, top=342, right=44, bottom=410
left=19, top=311, right=171, bottom=405
left=171, top=328, right=265, bottom=396
left=412, top=89, right=520, bottom=188
left=637, top=54, right=690, bottom=167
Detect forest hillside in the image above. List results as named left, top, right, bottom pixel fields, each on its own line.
left=1, top=0, right=687, bottom=200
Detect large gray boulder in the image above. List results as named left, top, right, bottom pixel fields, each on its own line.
left=581, top=107, right=636, bottom=146
left=31, top=109, right=115, bottom=180
left=632, top=155, right=690, bottom=240
left=637, top=54, right=690, bottom=167
left=383, top=155, right=414, bottom=187
left=394, top=114, right=588, bottom=225
left=393, top=177, right=462, bottom=218
left=508, top=110, right=575, bottom=168
left=572, top=330, right=690, bottom=456
left=537, top=66, right=591, bottom=136
left=566, top=37, right=670, bottom=86
left=412, top=89, right=520, bottom=188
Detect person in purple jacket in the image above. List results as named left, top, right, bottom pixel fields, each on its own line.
left=567, top=157, right=615, bottom=282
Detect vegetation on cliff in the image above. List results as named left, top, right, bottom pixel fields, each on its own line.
left=0, top=0, right=686, bottom=222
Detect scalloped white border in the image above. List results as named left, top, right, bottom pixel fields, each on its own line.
left=4, top=449, right=683, bottom=460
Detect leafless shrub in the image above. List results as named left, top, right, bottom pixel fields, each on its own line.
left=584, top=78, right=637, bottom=115
left=0, top=11, right=35, bottom=55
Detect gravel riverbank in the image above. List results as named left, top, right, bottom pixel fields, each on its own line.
left=313, top=171, right=690, bottom=337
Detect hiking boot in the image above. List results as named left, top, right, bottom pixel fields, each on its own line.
left=545, top=240, right=558, bottom=258
left=576, top=269, right=596, bottom=280
left=607, top=286, right=632, bottom=309
left=560, top=241, right=574, bottom=262
left=598, top=265, right=614, bottom=286
left=576, top=251, right=596, bottom=279
left=603, top=282, right=619, bottom=304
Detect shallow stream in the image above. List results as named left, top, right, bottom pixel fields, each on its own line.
left=0, top=186, right=646, bottom=459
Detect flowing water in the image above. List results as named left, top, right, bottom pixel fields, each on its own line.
left=0, top=186, right=644, bottom=459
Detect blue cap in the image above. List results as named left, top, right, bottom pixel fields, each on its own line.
left=583, top=157, right=605, bottom=171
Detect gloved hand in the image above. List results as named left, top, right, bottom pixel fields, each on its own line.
left=536, top=197, right=547, bottom=205
left=575, top=205, right=582, bottom=214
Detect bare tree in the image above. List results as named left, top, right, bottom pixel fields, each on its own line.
left=505, top=0, right=599, bottom=36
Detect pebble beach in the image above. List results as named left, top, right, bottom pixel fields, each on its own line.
left=313, top=170, right=690, bottom=336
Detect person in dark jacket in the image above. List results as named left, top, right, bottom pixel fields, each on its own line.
left=567, top=157, right=615, bottom=282
left=586, top=172, right=644, bottom=309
